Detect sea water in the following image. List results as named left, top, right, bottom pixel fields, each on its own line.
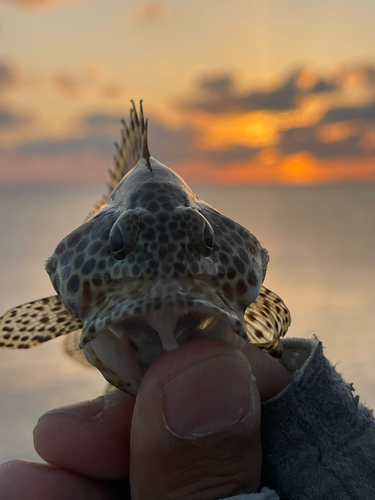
left=0, top=182, right=374, bottom=463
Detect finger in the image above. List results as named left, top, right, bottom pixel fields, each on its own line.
left=33, top=390, right=135, bottom=480
left=33, top=340, right=290, bottom=485
left=241, top=343, right=291, bottom=401
left=130, top=339, right=262, bottom=500
left=0, top=460, right=120, bottom=500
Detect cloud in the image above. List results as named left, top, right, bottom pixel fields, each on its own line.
left=2, top=63, right=375, bottom=185
left=51, top=72, right=82, bottom=98
left=128, top=1, right=167, bottom=24
left=0, top=110, right=20, bottom=128
left=9, top=111, right=197, bottom=164
left=14, top=135, right=113, bottom=158
left=362, top=65, right=375, bottom=85
left=83, top=113, right=122, bottom=133
left=0, top=63, right=17, bottom=92
left=49, top=69, right=126, bottom=100
left=0, top=105, right=32, bottom=129
left=181, top=70, right=302, bottom=113
left=101, top=82, right=126, bottom=100
left=5, top=0, right=83, bottom=10
left=278, top=126, right=363, bottom=158
left=8, top=110, right=260, bottom=170
left=82, top=111, right=198, bottom=163
left=322, top=101, right=375, bottom=123
left=199, top=146, right=259, bottom=164
left=309, top=79, right=339, bottom=94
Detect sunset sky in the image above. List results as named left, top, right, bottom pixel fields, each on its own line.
left=0, top=0, right=375, bottom=185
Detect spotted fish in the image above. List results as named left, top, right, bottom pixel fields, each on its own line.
left=0, top=101, right=291, bottom=395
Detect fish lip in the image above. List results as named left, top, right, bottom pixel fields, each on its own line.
left=82, top=296, right=248, bottom=394
left=80, top=295, right=247, bottom=348
left=80, top=284, right=247, bottom=349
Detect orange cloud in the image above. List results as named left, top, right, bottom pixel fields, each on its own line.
left=193, top=111, right=280, bottom=149
left=101, top=82, right=126, bottom=100
left=174, top=153, right=375, bottom=186
left=51, top=72, right=82, bottom=98
left=128, top=1, right=167, bottom=24
left=9, top=0, right=83, bottom=9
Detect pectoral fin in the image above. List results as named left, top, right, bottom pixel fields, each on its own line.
left=0, top=295, right=82, bottom=349
left=244, top=286, right=291, bottom=359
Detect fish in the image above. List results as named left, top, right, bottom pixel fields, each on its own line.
left=0, top=101, right=291, bottom=395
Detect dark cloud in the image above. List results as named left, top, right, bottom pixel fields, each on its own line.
left=83, top=111, right=198, bottom=164
left=362, top=65, right=375, bottom=85
left=147, top=120, right=197, bottom=164
left=15, top=135, right=113, bottom=158
left=309, top=79, right=339, bottom=94
left=10, top=112, right=197, bottom=164
left=0, top=110, right=19, bottom=128
left=0, top=106, right=30, bottom=129
left=199, top=74, right=234, bottom=94
left=9, top=110, right=260, bottom=168
left=199, top=146, right=259, bottom=164
left=322, top=101, right=375, bottom=123
left=278, top=126, right=363, bottom=158
left=0, top=63, right=16, bottom=92
left=181, top=70, right=301, bottom=113
left=83, top=113, right=122, bottom=133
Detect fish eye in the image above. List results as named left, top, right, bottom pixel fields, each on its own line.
left=109, top=225, right=131, bottom=260
left=185, top=209, right=215, bottom=257
left=109, top=225, right=125, bottom=257
left=109, top=211, right=141, bottom=260
left=203, top=223, right=215, bottom=252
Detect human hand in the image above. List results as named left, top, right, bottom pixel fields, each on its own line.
left=0, top=339, right=291, bottom=499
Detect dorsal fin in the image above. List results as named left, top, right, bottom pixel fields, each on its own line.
left=93, top=100, right=152, bottom=212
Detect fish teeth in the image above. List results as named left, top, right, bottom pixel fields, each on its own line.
left=144, top=309, right=179, bottom=351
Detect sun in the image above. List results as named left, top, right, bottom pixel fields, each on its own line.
left=281, top=153, right=320, bottom=184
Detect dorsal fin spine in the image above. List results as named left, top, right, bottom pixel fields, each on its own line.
left=92, top=101, right=152, bottom=212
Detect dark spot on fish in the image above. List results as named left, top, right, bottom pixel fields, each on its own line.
left=148, top=201, right=159, bottom=212
left=93, top=274, right=103, bottom=287
left=223, top=218, right=235, bottom=230
left=227, top=268, right=236, bottom=280
left=233, top=256, right=245, bottom=273
left=89, top=241, right=103, bottom=255
left=82, top=259, right=96, bottom=275
left=68, top=232, right=81, bottom=247
left=222, top=283, right=233, bottom=298
left=55, top=243, right=66, bottom=255
left=74, top=254, right=85, bottom=269
left=236, top=280, right=248, bottom=296
left=143, top=228, right=156, bottom=241
left=162, top=203, right=174, bottom=212
left=174, top=262, right=185, bottom=273
left=247, top=270, right=258, bottom=286
left=67, top=275, right=80, bottom=293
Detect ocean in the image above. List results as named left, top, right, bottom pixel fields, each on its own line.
left=0, top=182, right=374, bottom=464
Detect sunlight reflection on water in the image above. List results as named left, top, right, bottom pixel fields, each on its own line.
left=0, top=181, right=374, bottom=463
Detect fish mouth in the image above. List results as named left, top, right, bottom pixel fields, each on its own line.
left=81, top=280, right=248, bottom=395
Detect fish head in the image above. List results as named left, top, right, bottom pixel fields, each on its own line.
left=45, top=156, right=269, bottom=394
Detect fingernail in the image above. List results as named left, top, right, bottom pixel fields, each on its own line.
left=39, top=393, right=111, bottom=421
left=163, top=355, right=252, bottom=438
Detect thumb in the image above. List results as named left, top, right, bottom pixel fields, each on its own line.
left=130, top=339, right=262, bottom=500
